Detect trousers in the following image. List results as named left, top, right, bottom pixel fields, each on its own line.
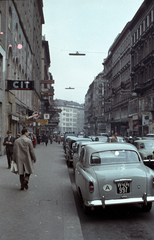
left=20, top=173, right=30, bottom=186
left=6, top=152, right=13, bottom=168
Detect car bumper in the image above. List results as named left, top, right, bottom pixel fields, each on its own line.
left=84, top=196, right=154, bottom=208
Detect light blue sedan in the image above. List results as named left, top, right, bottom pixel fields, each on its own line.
left=75, top=143, right=154, bottom=214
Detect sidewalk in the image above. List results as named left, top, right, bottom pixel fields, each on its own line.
left=0, top=142, right=84, bottom=240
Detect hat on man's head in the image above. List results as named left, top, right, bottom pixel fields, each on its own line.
left=7, top=130, right=12, bottom=134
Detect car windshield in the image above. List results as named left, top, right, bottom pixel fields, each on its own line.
left=90, top=150, right=140, bottom=165
left=140, top=142, right=154, bottom=149
left=98, top=136, right=108, bottom=142
left=117, top=137, right=125, bottom=142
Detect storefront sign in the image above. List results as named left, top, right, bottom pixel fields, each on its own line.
left=7, top=80, right=34, bottom=90
left=38, top=119, right=48, bottom=125
left=11, top=115, right=19, bottom=121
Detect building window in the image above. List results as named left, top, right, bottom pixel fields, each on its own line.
left=0, top=54, right=3, bottom=87
left=131, top=36, right=134, bottom=45
left=15, top=23, right=18, bottom=43
left=8, top=102, right=12, bottom=113
left=133, top=32, right=136, bottom=43
left=136, top=29, right=139, bottom=40
left=140, top=24, right=142, bottom=36
left=151, top=10, right=154, bottom=22
left=0, top=11, right=1, bottom=33
left=147, top=15, right=150, bottom=27
left=143, top=20, right=145, bottom=32
left=8, top=7, right=12, bottom=31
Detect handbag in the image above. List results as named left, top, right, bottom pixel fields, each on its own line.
left=10, top=161, right=18, bottom=174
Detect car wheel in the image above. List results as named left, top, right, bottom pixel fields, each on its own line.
left=67, top=157, right=72, bottom=167
left=142, top=202, right=152, bottom=212
left=78, top=188, right=91, bottom=215
left=83, top=203, right=91, bottom=215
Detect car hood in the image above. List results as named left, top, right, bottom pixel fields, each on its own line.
left=90, top=163, right=148, bottom=199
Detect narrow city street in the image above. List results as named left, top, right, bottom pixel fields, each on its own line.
left=1, top=142, right=154, bottom=240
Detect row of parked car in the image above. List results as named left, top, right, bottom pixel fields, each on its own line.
left=62, top=132, right=154, bottom=214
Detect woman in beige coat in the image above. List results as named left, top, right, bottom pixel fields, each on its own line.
left=13, top=128, right=36, bottom=190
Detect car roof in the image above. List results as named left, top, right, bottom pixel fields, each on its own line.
left=134, top=139, right=154, bottom=143
left=67, top=136, right=78, bottom=140
left=79, top=141, right=104, bottom=147
left=76, top=137, right=91, bottom=141
left=85, top=142, right=137, bottom=154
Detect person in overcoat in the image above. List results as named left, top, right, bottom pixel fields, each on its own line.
left=44, top=134, right=48, bottom=146
left=3, top=130, right=15, bottom=169
left=57, top=134, right=61, bottom=144
left=50, top=134, right=53, bottom=144
left=111, top=131, right=118, bottom=142
left=13, top=128, right=36, bottom=190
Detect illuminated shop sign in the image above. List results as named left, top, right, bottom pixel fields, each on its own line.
left=7, top=80, right=34, bottom=90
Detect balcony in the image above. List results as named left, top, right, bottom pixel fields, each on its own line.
left=132, top=78, right=154, bottom=93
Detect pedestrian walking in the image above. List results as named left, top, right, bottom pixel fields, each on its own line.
left=111, top=131, right=118, bottom=142
left=44, top=134, right=48, bottom=146
left=13, top=128, right=36, bottom=190
left=50, top=134, right=53, bottom=144
left=3, top=130, right=15, bottom=169
left=37, top=134, right=41, bottom=144
left=32, top=134, right=37, bottom=148
left=57, top=133, right=61, bottom=144
left=41, top=133, right=46, bottom=145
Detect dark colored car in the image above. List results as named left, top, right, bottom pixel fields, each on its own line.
left=66, top=137, right=92, bottom=167
left=63, top=132, right=76, bottom=153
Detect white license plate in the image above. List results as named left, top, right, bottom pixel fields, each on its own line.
left=117, top=182, right=130, bottom=194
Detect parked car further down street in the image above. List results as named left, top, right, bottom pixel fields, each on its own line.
left=66, top=137, right=92, bottom=167
left=63, top=132, right=76, bottom=153
left=134, top=140, right=154, bottom=169
left=75, top=142, right=154, bottom=214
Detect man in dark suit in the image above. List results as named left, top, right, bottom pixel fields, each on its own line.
left=3, top=130, right=15, bottom=169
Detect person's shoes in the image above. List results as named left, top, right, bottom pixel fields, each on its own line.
left=20, top=186, right=24, bottom=190
left=24, top=180, right=28, bottom=190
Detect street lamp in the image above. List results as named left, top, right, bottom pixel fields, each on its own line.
left=65, top=87, right=75, bottom=89
left=69, top=51, right=86, bottom=56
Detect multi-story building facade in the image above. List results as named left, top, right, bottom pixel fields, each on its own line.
left=54, top=99, right=84, bottom=135
left=103, top=22, right=132, bottom=136
left=102, top=0, right=154, bottom=137
left=0, top=0, right=6, bottom=155
left=85, top=73, right=106, bottom=136
left=130, top=0, right=154, bottom=136
left=0, top=0, right=44, bottom=155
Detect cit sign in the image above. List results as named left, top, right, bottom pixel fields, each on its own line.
left=7, top=80, right=34, bottom=90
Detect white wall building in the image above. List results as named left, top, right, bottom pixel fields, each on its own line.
left=54, top=99, right=84, bottom=134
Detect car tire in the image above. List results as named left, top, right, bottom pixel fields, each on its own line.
left=67, top=157, right=72, bottom=167
left=142, top=202, right=152, bottom=212
left=78, top=188, right=91, bottom=215
left=83, top=204, right=91, bottom=215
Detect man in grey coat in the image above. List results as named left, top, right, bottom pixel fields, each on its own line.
left=13, top=128, right=36, bottom=190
